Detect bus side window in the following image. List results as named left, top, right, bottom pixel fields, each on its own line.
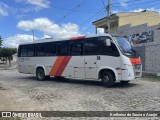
left=70, top=40, right=83, bottom=56
left=18, top=46, right=21, bottom=57
left=84, top=37, right=99, bottom=55
left=36, top=43, right=45, bottom=56
left=56, top=42, right=61, bottom=56
left=21, top=45, right=27, bottom=57
left=59, top=41, right=69, bottom=56
left=45, top=42, right=56, bottom=56
left=101, top=41, right=120, bottom=57
left=27, top=44, right=34, bottom=57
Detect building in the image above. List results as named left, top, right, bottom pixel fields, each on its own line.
left=92, top=10, right=160, bottom=34
left=92, top=10, right=160, bottom=75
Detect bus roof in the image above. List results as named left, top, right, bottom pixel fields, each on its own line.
left=18, top=33, right=121, bottom=46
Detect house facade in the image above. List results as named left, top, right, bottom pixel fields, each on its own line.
left=92, top=10, right=160, bottom=34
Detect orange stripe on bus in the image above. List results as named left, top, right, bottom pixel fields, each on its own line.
left=49, top=56, right=65, bottom=76
left=130, top=58, right=141, bottom=65
left=56, top=56, right=71, bottom=76
left=70, top=36, right=85, bottom=40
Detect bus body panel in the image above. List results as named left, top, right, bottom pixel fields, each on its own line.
left=121, top=55, right=142, bottom=80
left=97, top=55, right=122, bottom=81
left=62, top=56, right=85, bottom=78
left=18, top=55, right=122, bottom=81
left=84, top=56, right=98, bottom=79
left=18, top=57, right=57, bottom=75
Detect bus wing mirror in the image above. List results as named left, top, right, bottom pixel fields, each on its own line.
left=106, top=39, right=111, bottom=46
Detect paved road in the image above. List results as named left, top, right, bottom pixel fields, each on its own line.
left=0, top=69, right=160, bottom=119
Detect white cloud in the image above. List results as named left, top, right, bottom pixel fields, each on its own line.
left=3, top=34, right=36, bottom=48
left=15, top=0, right=50, bottom=11
left=0, top=2, right=8, bottom=16
left=112, top=10, right=119, bottom=14
left=147, top=8, right=160, bottom=14
left=4, top=18, right=81, bottom=48
left=130, top=8, right=160, bottom=14
left=42, top=34, right=52, bottom=39
left=129, top=8, right=144, bottom=12
left=17, top=18, right=81, bottom=38
left=119, top=0, right=128, bottom=7
left=15, top=14, right=29, bottom=19
left=26, top=0, right=50, bottom=8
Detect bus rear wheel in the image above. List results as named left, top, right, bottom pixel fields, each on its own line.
left=36, top=68, right=45, bottom=81
left=101, top=71, right=115, bottom=87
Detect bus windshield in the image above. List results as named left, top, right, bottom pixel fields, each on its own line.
left=113, top=36, right=132, bottom=54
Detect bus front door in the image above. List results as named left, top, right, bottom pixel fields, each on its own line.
left=72, top=56, right=85, bottom=79
left=85, top=56, right=97, bottom=79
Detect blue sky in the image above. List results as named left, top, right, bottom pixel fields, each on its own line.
left=0, top=0, right=160, bottom=47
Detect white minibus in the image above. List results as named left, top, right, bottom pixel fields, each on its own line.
left=17, top=34, right=142, bottom=87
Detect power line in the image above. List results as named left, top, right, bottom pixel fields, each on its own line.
left=111, top=0, right=148, bottom=5
left=79, top=8, right=105, bottom=27
left=101, top=0, right=106, bottom=10
left=80, top=0, right=156, bottom=33
left=82, top=9, right=107, bottom=33
left=110, top=0, right=160, bottom=15
left=32, top=0, right=160, bottom=34
left=68, top=8, right=106, bottom=33
left=51, top=4, right=99, bottom=13
left=91, top=1, right=160, bottom=30
left=111, top=0, right=160, bottom=7
left=55, top=0, right=86, bottom=23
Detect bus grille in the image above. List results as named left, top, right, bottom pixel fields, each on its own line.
left=134, top=65, right=141, bottom=78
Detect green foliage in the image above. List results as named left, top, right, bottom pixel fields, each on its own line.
left=0, top=35, right=17, bottom=66
left=0, top=48, right=17, bottom=57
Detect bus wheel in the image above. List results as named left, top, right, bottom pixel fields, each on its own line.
left=120, top=81, right=130, bottom=84
left=36, top=68, right=45, bottom=81
left=101, top=71, right=115, bottom=87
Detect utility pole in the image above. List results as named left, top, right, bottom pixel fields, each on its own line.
left=32, top=30, right=35, bottom=42
left=107, top=0, right=110, bottom=33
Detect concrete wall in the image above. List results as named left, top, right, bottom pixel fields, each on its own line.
left=116, top=23, right=160, bottom=72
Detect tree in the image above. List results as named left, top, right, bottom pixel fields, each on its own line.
left=0, top=48, right=17, bottom=66
left=0, top=35, right=3, bottom=48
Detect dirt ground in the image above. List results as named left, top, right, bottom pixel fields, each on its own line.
left=0, top=68, right=160, bottom=120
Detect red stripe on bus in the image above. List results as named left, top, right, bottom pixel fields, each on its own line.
left=49, top=56, right=65, bottom=76
left=130, top=58, right=141, bottom=65
left=70, top=36, right=85, bottom=40
left=55, top=56, right=72, bottom=76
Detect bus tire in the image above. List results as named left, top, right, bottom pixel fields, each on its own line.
left=120, top=81, right=130, bottom=84
left=36, top=68, right=45, bottom=81
left=101, top=71, right=115, bottom=87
